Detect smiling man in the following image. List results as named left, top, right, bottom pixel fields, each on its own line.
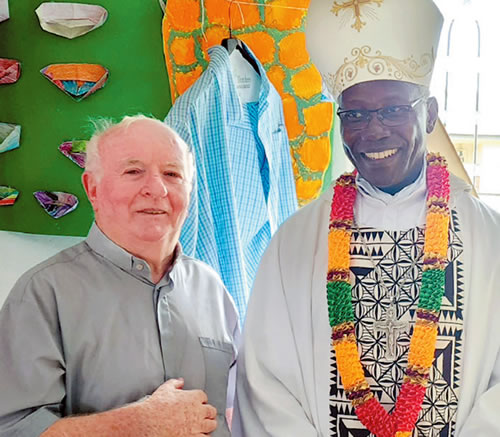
left=337, top=80, right=438, bottom=195
left=0, top=115, right=239, bottom=437
left=234, top=1, right=500, bottom=436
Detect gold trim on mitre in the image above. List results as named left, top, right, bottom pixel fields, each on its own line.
left=325, top=45, right=436, bottom=98
left=331, top=0, right=385, bottom=33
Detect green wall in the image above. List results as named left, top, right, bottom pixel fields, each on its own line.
left=0, top=0, right=172, bottom=236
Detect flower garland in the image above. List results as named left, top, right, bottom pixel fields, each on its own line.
left=327, top=153, right=450, bottom=437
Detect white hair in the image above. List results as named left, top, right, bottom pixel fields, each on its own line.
left=84, top=114, right=195, bottom=185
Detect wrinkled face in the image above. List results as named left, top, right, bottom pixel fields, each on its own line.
left=338, top=80, right=438, bottom=194
left=83, top=120, right=192, bottom=253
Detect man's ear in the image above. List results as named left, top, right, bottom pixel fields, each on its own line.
left=426, top=96, right=439, bottom=134
left=82, top=171, right=98, bottom=211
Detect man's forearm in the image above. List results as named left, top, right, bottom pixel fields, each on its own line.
left=40, top=378, right=217, bottom=437
left=41, top=399, right=159, bottom=437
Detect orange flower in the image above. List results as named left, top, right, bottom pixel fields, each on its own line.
left=424, top=212, right=449, bottom=257
left=328, top=229, right=351, bottom=270
left=335, top=340, right=366, bottom=389
left=407, top=325, right=438, bottom=369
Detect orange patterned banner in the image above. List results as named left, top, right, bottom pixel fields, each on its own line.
left=162, top=0, right=333, bottom=205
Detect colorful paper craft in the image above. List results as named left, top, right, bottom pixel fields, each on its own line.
left=0, top=122, right=21, bottom=154
left=0, top=186, right=19, bottom=206
left=33, top=191, right=79, bottom=219
left=0, top=0, right=9, bottom=23
left=59, top=140, right=87, bottom=168
left=0, top=58, right=21, bottom=84
left=41, top=63, right=108, bottom=101
left=35, top=3, right=108, bottom=39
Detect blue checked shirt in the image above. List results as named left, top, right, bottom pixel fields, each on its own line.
left=165, top=44, right=297, bottom=322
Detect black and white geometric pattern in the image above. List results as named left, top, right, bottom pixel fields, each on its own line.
left=329, top=210, right=464, bottom=436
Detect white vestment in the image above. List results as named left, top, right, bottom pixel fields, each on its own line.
left=233, top=169, right=500, bottom=436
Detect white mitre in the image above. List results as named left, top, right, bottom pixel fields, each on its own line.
left=305, top=0, right=444, bottom=101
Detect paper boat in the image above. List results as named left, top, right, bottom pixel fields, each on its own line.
left=59, top=140, right=87, bottom=168
left=41, top=63, right=108, bottom=101
left=35, top=3, right=108, bottom=39
left=0, top=58, right=21, bottom=84
left=0, top=186, right=19, bottom=206
left=33, top=191, right=79, bottom=219
left=0, top=122, right=21, bottom=154
left=0, top=0, right=9, bottom=23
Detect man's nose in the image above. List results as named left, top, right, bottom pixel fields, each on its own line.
left=141, top=173, right=168, bottom=197
left=360, top=114, right=391, bottom=141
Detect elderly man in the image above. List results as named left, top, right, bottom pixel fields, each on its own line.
left=234, top=1, right=500, bottom=436
left=0, top=115, right=239, bottom=437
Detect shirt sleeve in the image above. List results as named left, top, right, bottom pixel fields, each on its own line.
left=232, top=236, right=320, bottom=437
left=0, top=282, right=66, bottom=437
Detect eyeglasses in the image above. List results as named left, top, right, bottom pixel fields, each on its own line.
left=336, top=97, right=427, bottom=130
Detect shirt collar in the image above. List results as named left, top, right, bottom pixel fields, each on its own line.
left=356, top=156, right=427, bottom=206
left=207, top=44, right=270, bottom=123
left=85, top=223, right=182, bottom=286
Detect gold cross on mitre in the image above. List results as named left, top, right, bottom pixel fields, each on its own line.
left=331, top=0, right=384, bottom=32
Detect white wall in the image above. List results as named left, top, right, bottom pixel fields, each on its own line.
left=0, top=231, right=84, bottom=306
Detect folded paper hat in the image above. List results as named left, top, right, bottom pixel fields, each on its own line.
left=0, top=58, right=21, bottom=84
left=59, top=140, right=87, bottom=168
left=34, top=191, right=79, bottom=219
left=0, top=0, right=9, bottom=23
left=41, top=63, right=108, bottom=101
left=35, top=3, right=108, bottom=39
left=0, top=186, right=19, bottom=206
left=0, top=122, right=21, bottom=154
left=305, top=0, right=444, bottom=101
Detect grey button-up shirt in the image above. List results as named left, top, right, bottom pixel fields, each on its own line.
left=0, top=224, right=240, bottom=437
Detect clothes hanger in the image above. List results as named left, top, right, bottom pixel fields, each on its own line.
left=221, top=0, right=260, bottom=75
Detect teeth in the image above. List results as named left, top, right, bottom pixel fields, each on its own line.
left=364, top=148, right=397, bottom=160
left=141, top=210, right=165, bottom=214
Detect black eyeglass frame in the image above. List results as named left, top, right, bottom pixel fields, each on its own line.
left=336, top=96, right=428, bottom=130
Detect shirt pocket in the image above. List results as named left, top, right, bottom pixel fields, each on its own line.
left=198, top=336, right=233, bottom=415
left=272, top=123, right=285, bottom=135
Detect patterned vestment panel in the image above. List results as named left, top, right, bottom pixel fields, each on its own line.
left=330, top=210, right=464, bottom=436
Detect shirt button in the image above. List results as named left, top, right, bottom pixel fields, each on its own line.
left=136, top=264, right=144, bottom=271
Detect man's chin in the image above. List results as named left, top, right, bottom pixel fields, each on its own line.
left=357, top=172, right=404, bottom=194
left=136, top=229, right=171, bottom=243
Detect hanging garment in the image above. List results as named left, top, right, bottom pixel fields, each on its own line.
left=162, top=0, right=334, bottom=206
left=165, top=43, right=298, bottom=322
